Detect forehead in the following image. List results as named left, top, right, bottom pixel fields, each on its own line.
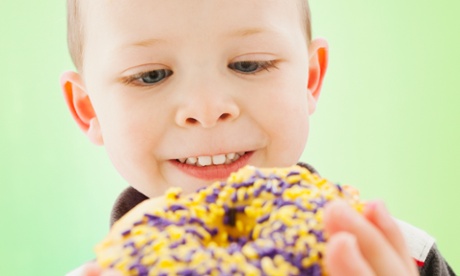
left=79, top=0, right=308, bottom=74
left=83, top=0, right=305, bottom=42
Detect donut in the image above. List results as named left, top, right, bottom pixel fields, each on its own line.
left=95, top=165, right=364, bottom=275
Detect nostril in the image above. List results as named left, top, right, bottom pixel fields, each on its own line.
left=186, top=118, right=198, bottom=124
left=220, top=113, right=231, bottom=121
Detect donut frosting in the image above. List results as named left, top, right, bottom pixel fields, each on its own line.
left=95, top=165, right=363, bottom=275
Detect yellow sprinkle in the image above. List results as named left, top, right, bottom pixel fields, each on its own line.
left=158, top=258, right=174, bottom=269
left=242, top=245, right=258, bottom=259
left=287, top=174, right=301, bottom=184
left=237, top=188, right=246, bottom=202
left=261, top=257, right=277, bottom=276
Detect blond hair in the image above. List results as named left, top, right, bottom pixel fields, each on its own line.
left=66, top=0, right=84, bottom=72
left=66, top=0, right=312, bottom=72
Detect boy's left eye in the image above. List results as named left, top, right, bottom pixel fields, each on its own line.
left=228, top=60, right=278, bottom=74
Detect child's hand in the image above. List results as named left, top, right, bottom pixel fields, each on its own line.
left=66, top=261, right=121, bottom=276
left=324, top=200, right=419, bottom=275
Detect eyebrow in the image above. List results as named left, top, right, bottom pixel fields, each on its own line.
left=226, top=27, right=268, bottom=38
left=128, top=27, right=272, bottom=48
left=130, top=38, right=166, bottom=48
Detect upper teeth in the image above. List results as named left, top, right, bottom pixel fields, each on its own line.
left=178, top=152, right=245, bottom=166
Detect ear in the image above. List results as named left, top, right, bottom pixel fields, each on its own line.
left=307, top=38, right=329, bottom=115
left=60, top=71, right=104, bottom=145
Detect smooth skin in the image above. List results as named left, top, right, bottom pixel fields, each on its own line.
left=62, top=0, right=418, bottom=275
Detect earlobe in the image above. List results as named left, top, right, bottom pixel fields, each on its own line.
left=87, top=117, right=104, bottom=146
left=60, top=71, right=104, bottom=145
left=307, top=38, right=329, bottom=114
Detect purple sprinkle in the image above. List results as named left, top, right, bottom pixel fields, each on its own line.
left=257, top=246, right=278, bottom=258
left=169, top=239, right=186, bottom=249
left=301, top=264, right=321, bottom=276
left=121, top=229, right=131, bottom=236
left=170, top=204, right=186, bottom=212
left=281, top=251, right=295, bottom=262
left=273, top=197, right=284, bottom=207
left=206, top=194, right=218, bottom=203
left=189, top=217, right=206, bottom=227
left=145, top=215, right=171, bottom=227
left=238, top=236, right=248, bottom=245
left=287, top=171, right=300, bottom=177
left=257, top=213, right=270, bottom=224
left=144, top=213, right=160, bottom=220
left=195, top=186, right=207, bottom=192
left=133, top=220, right=143, bottom=226
left=227, top=242, right=242, bottom=254
left=309, top=229, right=325, bottom=242
left=129, top=264, right=148, bottom=276
left=294, top=254, right=304, bottom=268
left=177, top=216, right=187, bottom=226
left=185, top=228, right=204, bottom=239
left=336, top=183, right=343, bottom=192
left=236, top=206, right=246, bottom=212
left=203, top=226, right=218, bottom=236
left=253, top=187, right=263, bottom=197
left=184, top=249, right=196, bottom=263
left=278, top=200, right=295, bottom=208
left=177, top=268, right=197, bottom=276
left=255, top=170, right=266, bottom=179
left=231, top=191, right=237, bottom=203
left=123, top=241, right=136, bottom=249
left=268, top=174, right=282, bottom=181
left=295, top=198, right=308, bottom=212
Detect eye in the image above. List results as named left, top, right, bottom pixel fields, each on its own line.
left=123, top=69, right=173, bottom=86
left=228, top=60, right=278, bottom=74
left=138, top=69, right=173, bottom=84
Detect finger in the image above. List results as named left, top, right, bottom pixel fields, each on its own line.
left=364, top=201, right=418, bottom=274
left=326, top=232, right=375, bottom=276
left=324, top=200, right=408, bottom=275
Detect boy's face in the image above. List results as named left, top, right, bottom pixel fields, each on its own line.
left=65, top=0, right=327, bottom=197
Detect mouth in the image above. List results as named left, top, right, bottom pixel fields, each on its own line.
left=171, top=151, right=254, bottom=181
left=176, top=152, right=246, bottom=166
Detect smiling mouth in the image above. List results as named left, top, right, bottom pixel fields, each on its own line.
left=176, top=152, right=247, bottom=167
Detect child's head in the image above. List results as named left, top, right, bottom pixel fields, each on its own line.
left=61, top=0, right=328, bottom=198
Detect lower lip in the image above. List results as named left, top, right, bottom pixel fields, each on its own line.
left=171, top=152, right=254, bottom=181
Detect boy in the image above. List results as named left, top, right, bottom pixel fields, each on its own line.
left=61, top=0, right=454, bottom=275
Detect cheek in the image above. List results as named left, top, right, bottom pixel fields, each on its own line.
left=251, top=82, right=310, bottom=165
left=94, top=93, right=168, bottom=185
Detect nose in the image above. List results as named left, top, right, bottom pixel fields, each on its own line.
left=175, top=88, right=240, bottom=128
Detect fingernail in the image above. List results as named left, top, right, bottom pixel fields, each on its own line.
left=365, top=201, right=378, bottom=212
left=375, top=201, right=388, bottom=216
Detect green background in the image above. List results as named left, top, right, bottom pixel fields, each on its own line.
left=1, top=1, right=459, bottom=275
